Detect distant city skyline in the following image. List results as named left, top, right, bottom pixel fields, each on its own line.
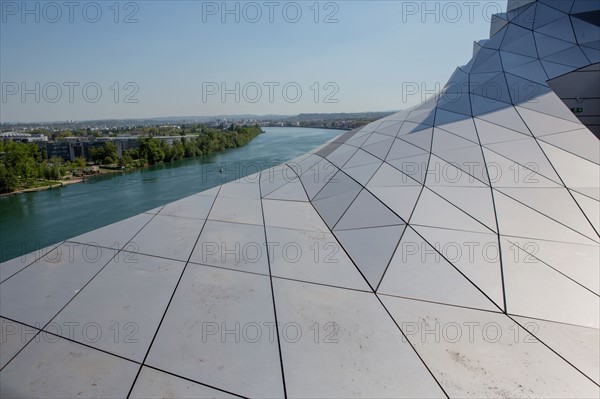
left=1, top=1, right=502, bottom=122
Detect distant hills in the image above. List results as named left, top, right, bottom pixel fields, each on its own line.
left=1, top=112, right=398, bottom=130
left=2, top=112, right=398, bottom=126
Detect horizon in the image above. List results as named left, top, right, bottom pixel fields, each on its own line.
left=0, top=110, right=399, bottom=125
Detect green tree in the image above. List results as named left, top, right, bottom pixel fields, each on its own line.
left=103, top=142, right=117, bottom=163
left=74, top=157, right=86, bottom=168
left=88, top=142, right=118, bottom=165
left=88, top=146, right=105, bottom=164
left=139, top=137, right=165, bottom=165
left=118, top=153, right=133, bottom=167
left=0, top=164, right=18, bottom=193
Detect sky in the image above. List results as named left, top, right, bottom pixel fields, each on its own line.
left=0, top=0, right=506, bottom=122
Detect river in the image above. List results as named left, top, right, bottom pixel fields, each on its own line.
left=0, top=127, right=344, bottom=262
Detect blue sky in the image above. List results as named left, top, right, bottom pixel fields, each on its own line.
left=0, top=1, right=505, bottom=122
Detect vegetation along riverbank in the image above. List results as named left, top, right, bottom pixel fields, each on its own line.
left=0, top=124, right=263, bottom=194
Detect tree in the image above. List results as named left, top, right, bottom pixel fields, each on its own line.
left=0, top=164, right=18, bottom=193
left=88, top=142, right=118, bottom=165
left=123, top=148, right=139, bottom=160
left=103, top=142, right=117, bottom=163
left=170, top=140, right=185, bottom=161
left=139, top=137, right=165, bottom=165
left=118, top=153, right=133, bottom=167
left=74, top=157, right=86, bottom=168
left=88, top=146, right=105, bottom=164
left=183, top=139, right=197, bottom=157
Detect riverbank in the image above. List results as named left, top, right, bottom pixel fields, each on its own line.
left=0, top=125, right=264, bottom=195
left=0, top=180, right=70, bottom=197
left=0, top=168, right=123, bottom=197
left=0, top=126, right=264, bottom=196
